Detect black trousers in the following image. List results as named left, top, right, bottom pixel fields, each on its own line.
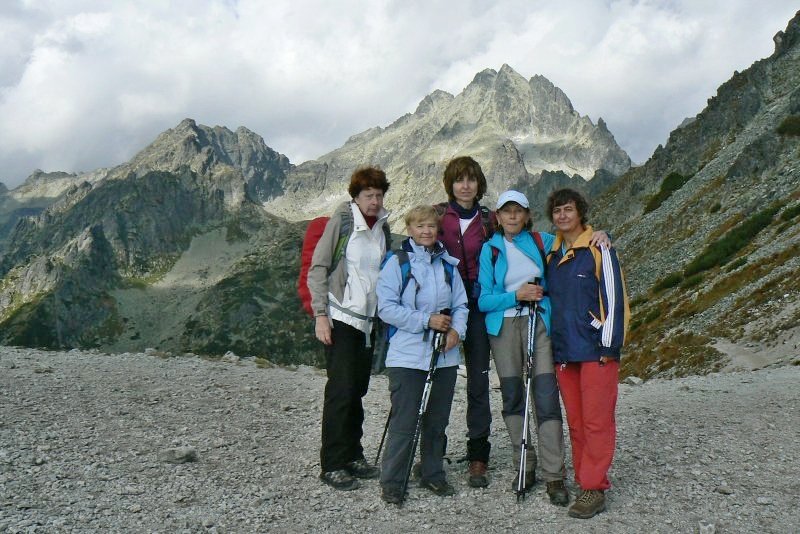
left=320, top=320, right=374, bottom=473
left=464, top=301, right=492, bottom=463
left=379, top=366, right=457, bottom=490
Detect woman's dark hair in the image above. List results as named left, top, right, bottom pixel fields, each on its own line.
left=442, top=156, right=487, bottom=202
left=546, top=188, right=589, bottom=225
left=348, top=166, right=390, bottom=198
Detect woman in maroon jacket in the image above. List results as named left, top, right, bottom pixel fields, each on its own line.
left=436, top=156, right=496, bottom=487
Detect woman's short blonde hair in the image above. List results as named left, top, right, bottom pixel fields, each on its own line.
left=404, top=205, right=440, bottom=228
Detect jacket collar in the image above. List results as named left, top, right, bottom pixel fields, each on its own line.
left=405, top=237, right=459, bottom=267
left=349, top=201, right=389, bottom=231
left=552, top=225, right=594, bottom=264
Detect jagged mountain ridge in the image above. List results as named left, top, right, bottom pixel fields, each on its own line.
left=0, top=121, right=316, bottom=362
left=592, top=10, right=800, bottom=378
left=267, top=64, right=630, bottom=225
left=0, top=119, right=291, bottom=255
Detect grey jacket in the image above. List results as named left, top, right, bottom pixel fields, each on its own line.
left=307, top=201, right=391, bottom=326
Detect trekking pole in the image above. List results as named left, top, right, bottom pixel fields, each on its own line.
left=399, top=308, right=451, bottom=506
left=517, top=278, right=540, bottom=502
left=375, top=408, right=391, bottom=465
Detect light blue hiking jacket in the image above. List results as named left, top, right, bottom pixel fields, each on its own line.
left=377, top=239, right=468, bottom=371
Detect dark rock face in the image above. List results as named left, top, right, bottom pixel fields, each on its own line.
left=0, top=225, right=121, bottom=348
left=180, top=213, right=321, bottom=366
left=1, top=168, right=226, bottom=278
left=0, top=111, right=313, bottom=360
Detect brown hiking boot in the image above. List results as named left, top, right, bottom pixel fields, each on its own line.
left=568, top=489, right=606, bottom=518
left=467, top=461, right=489, bottom=488
left=546, top=480, right=570, bottom=506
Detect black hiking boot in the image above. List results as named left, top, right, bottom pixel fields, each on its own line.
left=420, top=478, right=456, bottom=496
left=381, top=485, right=404, bottom=505
left=512, top=469, right=536, bottom=491
left=346, top=458, right=380, bottom=479
left=319, top=469, right=360, bottom=491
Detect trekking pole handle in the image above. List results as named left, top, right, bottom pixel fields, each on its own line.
left=527, top=278, right=542, bottom=309
left=433, top=308, right=451, bottom=350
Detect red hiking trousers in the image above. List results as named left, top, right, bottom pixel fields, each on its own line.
left=555, top=360, right=619, bottom=490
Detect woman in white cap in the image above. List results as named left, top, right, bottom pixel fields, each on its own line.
left=477, top=189, right=607, bottom=506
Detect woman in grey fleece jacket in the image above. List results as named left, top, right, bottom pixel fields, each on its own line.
left=307, top=166, right=391, bottom=492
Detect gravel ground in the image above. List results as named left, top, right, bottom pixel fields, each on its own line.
left=1, top=346, right=799, bottom=533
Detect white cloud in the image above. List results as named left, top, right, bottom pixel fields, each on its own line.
left=0, top=0, right=797, bottom=186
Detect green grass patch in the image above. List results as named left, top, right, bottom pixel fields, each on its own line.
left=622, top=332, right=723, bottom=380
left=780, top=203, right=800, bottom=221
left=679, top=273, right=704, bottom=289
left=686, top=244, right=799, bottom=318
left=725, top=257, right=747, bottom=272
left=684, top=204, right=782, bottom=276
left=644, top=172, right=693, bottom=214
left=653, top=272, right=683, bottom=293
left=777, top=115, right=800, bottom=136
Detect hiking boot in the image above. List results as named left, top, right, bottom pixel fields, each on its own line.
left=546, top=480, right=570, bottom=506
left=511, top=470, right=536, bottom=491
left=381, top=485, right=404, bottom=505
left=467, top=461, right=489, bottom=488
left=319, top=470, right=360, bottom=491
left=346, top=458, right=380, bottom=479
left=568, top=489, right=606, bottom=519
left=420, top=478, right=456, bottom=496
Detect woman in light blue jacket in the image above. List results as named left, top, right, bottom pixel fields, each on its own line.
left=477, top=189, right=567, bottom=505
left=376, top=205, right=468, bottom=504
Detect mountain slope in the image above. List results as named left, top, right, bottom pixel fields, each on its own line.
left=593, top=10, right=800, bottom=378
left=0, top=123, right=317, bottom=363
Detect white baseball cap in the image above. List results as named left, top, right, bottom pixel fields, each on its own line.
left=496, top=190, right=530, bottom=210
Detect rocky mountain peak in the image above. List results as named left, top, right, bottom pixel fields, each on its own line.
left=469, top=67, right=498, bottom=88
left=123, top=119, right=291, bottom=204
left=10, top=169, right=92, bottom=201
left=414, top=89, right=454, bottom=116
left=772, top=10, right=800, bottom=57
left=269, top=64, right=631, bottom=223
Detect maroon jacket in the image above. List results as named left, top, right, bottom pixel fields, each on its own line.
left=437, top=203, right=496, bottom=284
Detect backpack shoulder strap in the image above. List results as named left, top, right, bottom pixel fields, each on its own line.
left=589, top=245, right=603, bottom=281
left=382, top=222, right=392, bottom=251
left=442, top=260, right=454, bottom=287
left=381, top=249, right=414, bottom=296
left=531, top=231, right=548, bottom=276
left=331, top=208, right=353, bottom=268
left=479, top=205, right=493, bottom=240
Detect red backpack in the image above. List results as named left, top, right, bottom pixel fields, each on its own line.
left=297, top=216, right=331, bottom=316
left=296, top=212, right=392, bottom=316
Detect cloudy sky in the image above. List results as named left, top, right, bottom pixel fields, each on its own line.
left=1, top=1, right=797, bottom=188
